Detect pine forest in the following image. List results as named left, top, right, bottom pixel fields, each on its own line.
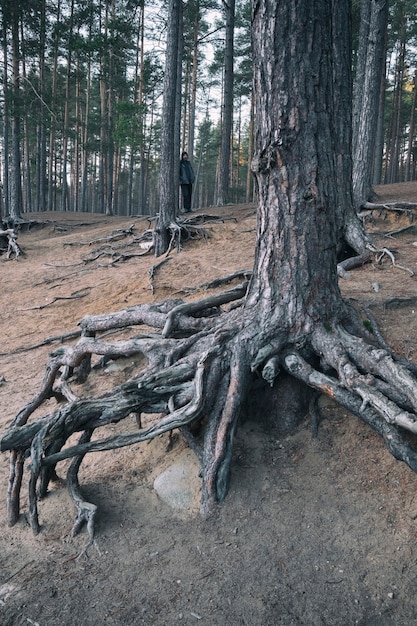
left=0, top=0, right=417, bottom=220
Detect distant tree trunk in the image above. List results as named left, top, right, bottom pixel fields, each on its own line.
left=61, top=0, right=75, bottom=213
left=73, top=55, right=81, bottom=213
left=21, top=36, right=32, bottom=213
left=385, top=8, right=406, bottom=184
left=352, top=0, right=388, bottom=209
left=106, top=0, right=116, bottom=215
left=128, top=20, right=141, bottom=216
left=37, top=0, right=47, bottom=212
left=9, top=0, right=23, bottom=221
left=2, top=13, right=10, bottom=217
left=81, top=28, right=92, bottom=213
left=47, top=0, right=60, bottom=212
left=174, top=2, right=183, bottom=213
left=404, top=69, right=417, bottom=182
left=372, top=47, right=387, bottom=185
left=246, top=88, right=254, bottom=202
left=187, top=3, right=200, bottom=162
left=99, top=1, right=109, bottom=214
left=215, top=0, right=235, bottom=206
left=154, top=0, right=183, bottom=256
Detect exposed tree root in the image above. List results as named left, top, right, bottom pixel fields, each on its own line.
left=0, top=330, right=81, bottom=357
left=0, top=228, right=23, bottom=259
left=374, top=247, right=414, bottom=276
left=54, top=213, right=222, bottom=268
left=362, top=200, right=417, bottom=216
left=63, top=224, right=138, bottom=246
left=3, top=277, right=417, bottom=541
left=337, top=241, right=414, bottom=279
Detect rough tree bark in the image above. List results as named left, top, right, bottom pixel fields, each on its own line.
left=352, top=0, right=388, bottom=209
left=215, top=0, right=235, bottom=207
left=9, top=0, right=23, bottom=221
left=154, top=0, right=183, bottom=256
left=3, top=0, right=417, bottom=545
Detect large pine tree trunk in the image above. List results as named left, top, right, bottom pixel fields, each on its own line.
left=250, top=0, right=344, bottom=318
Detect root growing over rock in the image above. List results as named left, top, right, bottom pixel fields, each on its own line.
left=3, top=277, right=417, bottom=548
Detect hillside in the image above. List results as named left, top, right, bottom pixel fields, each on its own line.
left=2, top=182, right=417, bottom=625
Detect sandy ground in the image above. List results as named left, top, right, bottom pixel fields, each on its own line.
left=2, top=183, right=417, bottom=625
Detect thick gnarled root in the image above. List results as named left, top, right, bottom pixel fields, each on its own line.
left=4, top=285, right=417, bottom=541
left=282, top=323, right=417, bottom=475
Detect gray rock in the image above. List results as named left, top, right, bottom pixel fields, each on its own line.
left=153, top=453, right=200, bottom=511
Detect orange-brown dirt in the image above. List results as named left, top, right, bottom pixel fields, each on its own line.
left=2, top=182, right=417, bottom=625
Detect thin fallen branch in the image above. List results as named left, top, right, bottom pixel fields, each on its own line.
left=385, top=224, right=417, bottom=237
left=63, top=225, right=136, bottom=246
left=0, top=330, right=81, bottom=358
left=19, top=290, right=90, bottom=311
left=363, top=200, right=417, bottom=212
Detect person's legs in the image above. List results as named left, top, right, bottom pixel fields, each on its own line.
left=181, top=184, right=192, bottom=212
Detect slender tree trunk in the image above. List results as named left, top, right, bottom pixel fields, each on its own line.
left=105, top=0, right=116, bottom=216
left=245, top=88, right=254, bottom=202
left=47, top=0, right=60, bottom=212
left=138, top=1, right=146, bottom=215
left=37, top=0, right=47, bottom=212
left=2, top=14, right=10, bottom=217
left=20, top=15, right=32, bottom=213
left=73, top=54, right=81, bottom=212
left=154, top=0, right=183, bottom=256
left=188, top=3, right=200, bottom=162
left=372, top=44, right=387, bottom=185
left=61, top=0, right=74, bottom=212
left=9, top=0, right=23, bottom=221
left=352, top=0, right=388, bottom=208
left=81, top=30, right=92, bottom=213
left=21, top=44, right=32, bottom=213
left=128, top=22, right=141, bottom=216
left=405, top=69, right=417, bottom=182
left=181, top=58, right=189, bottom=151
left=99, top=1, right=109, bottom=214
left=215, top=0, right=235, bottom=206
left=385, top=9, right=406, bottom=184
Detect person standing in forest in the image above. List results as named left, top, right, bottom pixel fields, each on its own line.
left=179, top=151, right=195, bottom=212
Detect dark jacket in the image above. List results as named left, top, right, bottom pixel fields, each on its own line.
left=179, top=159, right=195, bottom=185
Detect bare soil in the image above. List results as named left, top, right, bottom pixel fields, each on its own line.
left=2, top=182, right=417, bottom=625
